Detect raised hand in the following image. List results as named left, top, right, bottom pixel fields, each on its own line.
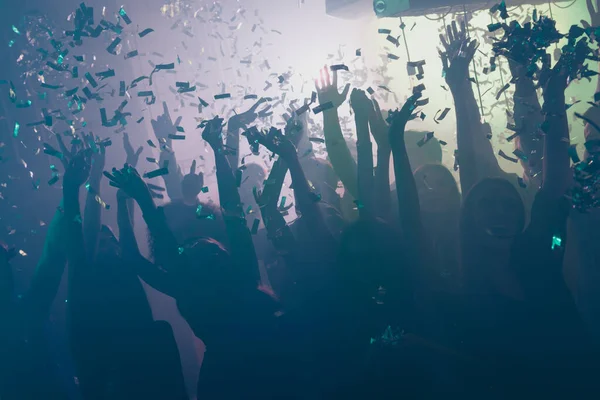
left=315, top=65, right=351, bottom=109
left=244, top=127, right=297, bottom=159
left=349, top=88, right=373, bottom=120
left=582, top=0, right=600, bottom=29
left=201, top=116, right=225, bottom=149
left=387, top=93, right=421, bottom=149
left=63, top=149, right=92, bottom=189
left=123, top=132, right=143, bottom=167
left=181, top=160, right=204, bottom=201
left=45, top=133, right=84, bottom=170
left=370, top=98, right=390, bottom=149
left=104, top=165, right=153, bottom=206
left=151, top=102, right=182, bottom=143
left=439, top=20, right=478, bottom=87
left=229, top=98, right=267, bottom=130
left=82, top=133, right=106, bottom=178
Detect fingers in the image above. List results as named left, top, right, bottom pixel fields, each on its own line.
left=581, top=20, right=592, bottom=30
left=331, top=68, right=338, bottom=88
left=135, top=146, right=143, bottom=157
left=466, top=39, right=479, bottom=60
left=324, top=66, right=332, bottom=87
left=446, top=25, right=454, bottom=44
left=162, top=101, right=170, bottom=118
left=440, top=34, right=449, bottom=50
left=147, top=183, right=165, bottom=192
left=174, top=116, right=183, bottom=127
left=451, top=21, right=459, bottom=42
left=319, top=68, right=325, bottom=90
left=112, top=167, right=124, bottom=181
left=340, top=83, right=351, bottom=101
left=249, top=98, right=266, bottom=113
left=55, top=134, right=70, bottom=157
left=103, top=171, right=120, bottom=187
left=460, top=20, right=467, bottom=39
left=190, top=160, right=197, bottom=175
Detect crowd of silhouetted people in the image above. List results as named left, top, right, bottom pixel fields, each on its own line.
left=2, top=11, right=600, bottom=399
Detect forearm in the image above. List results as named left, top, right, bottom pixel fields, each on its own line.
left=64, top=185, right=90, bottom=325
left=514, top=78, right=544, bottom=178
left=118, top=197, right=140, bottom=257
left=541, top=92, right=570, bottom=197
left=159, top=149, right=183, bottom=200
left=323, top=109, right=358, bottom=198
left=355, top=115, right=375, bottom=218
left=261, top=203, right=296, bottom=254
left=213, top=147, right=260, bottom=286
left=138, top=197, right=180, bottom=270
left=260, top=159, right=297, bottom=252
left=22, top=202, right=67, bottom=325
left=83, top=174, right=102, bottom=262
left=374, top=148, right=392, bottom=219
left=213, top=147, right=244, bottom=216
left=225, top=125, right=241, bottom=171
left=451, top=82, right=497, bottom=192
left=117, top=197, right=173, bottom=293
left=261, top=157, right=288, bottom=207
left=287, top=154, right=332, bottom=240
left=392, top=136, right=424, bottom=258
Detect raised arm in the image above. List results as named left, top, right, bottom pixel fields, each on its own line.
left=63, top=150, right=98, bottom=395
left=249, top=127, right=334, bottom=246
left=244, top=118, right=304, bottom=254
left=82, top=135, right=106, bottom=263
left=63, top=151, right=92, bottom=303
left=350, top=89, right=375, bottom=219
left=105, top=165, right=182, bottom=276
left=123, top=132, right=144, bottom=219
left=116, top=189, right=174, bottom=297
left=388, top=94, right=426, bottom=266
left=540, top=63, right=571, bottom=197
left=225, top=98, right=265, bottom=171
left=316, top=66, right=358, bottom=198
left=370, top=99, right=392, bottom=219
left=509, top=60, right=544, bottom=188
left=151, top=102, right=184, bottom=200
left=441, top=21, right=499, bottom=193
left=203, top=117, right=260, bottom=289
left=19, top=200, right=67, bottom=327
left=255, top=156, right=297, bottom=254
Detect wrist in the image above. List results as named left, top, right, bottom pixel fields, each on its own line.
left=542, top=93, right=566, bottom=113
left=514, top=79, right=536, bottom=96
left=449, top=78, right=472, bottom=94
left=210, top=143, right=224, bottom=153
left=63, top=183, right=80, bottom=196
left=136, top=193, right=156, bottom=214
left=323, top=108, right=339, bottom=119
